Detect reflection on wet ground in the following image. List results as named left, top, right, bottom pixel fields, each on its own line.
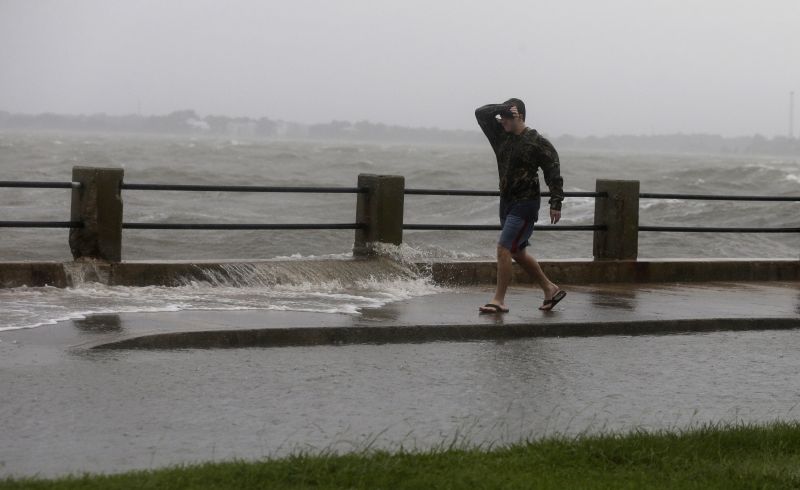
left=588, top=288, right=638, bottom=310
left=73, top=314, right=123, bottom=333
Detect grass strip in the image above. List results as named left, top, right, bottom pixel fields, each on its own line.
left=3, top=421, right=800, bottom=489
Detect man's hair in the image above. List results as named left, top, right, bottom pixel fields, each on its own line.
left=504, top=98, right=526, bottom=121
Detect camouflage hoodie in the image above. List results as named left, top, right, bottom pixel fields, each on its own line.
left=475, top=104, right=564, bottom=210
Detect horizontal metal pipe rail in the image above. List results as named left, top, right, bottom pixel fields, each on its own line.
left=120, top=185, right=366, bottom=230
left=403, top=224, right=603, bottom=231
left=121, top=183, right=366, bottom=193
left=639, top=226, right=800, bottom=233
left=2, top=180, right=797, bottom=234
left=1, top=182, right=367, bottom=231
left=0, top=181, right=81, bottom=189
left=406, top=190, right=800, bottom=201
left=0, top=221, right=83, bottom=228
left=405, top=189, right=604, bottom=198
left=122, top=223, right=364, bottom=230
left=638, top=193, right=799, bottom=233
left=0, top=182, right=81, bottom=228
left=639, top=192, right=800, bottom=201
left=403, top=190, right=604, bottom=232
left=5, top=180, right=796, bottom=201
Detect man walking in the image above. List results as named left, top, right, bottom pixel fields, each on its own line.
left=475, top=98, right=566, bottom=313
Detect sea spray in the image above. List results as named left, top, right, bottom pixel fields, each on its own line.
left=181, top=257, right=423, bottom=288
left=0, top=256, right=445, bottom=332
left=63, top=259, right=111, bottom=287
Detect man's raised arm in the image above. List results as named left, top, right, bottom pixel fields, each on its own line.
left=475, top=103, right=510, bottom=151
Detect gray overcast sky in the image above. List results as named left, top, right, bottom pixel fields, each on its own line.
left=1, top=0, right=798, bottom=136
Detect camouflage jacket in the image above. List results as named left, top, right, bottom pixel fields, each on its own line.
left=475, top=104, right=564, bottom=210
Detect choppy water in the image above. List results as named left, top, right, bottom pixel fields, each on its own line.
left=1, top=132, right=798, bottom=330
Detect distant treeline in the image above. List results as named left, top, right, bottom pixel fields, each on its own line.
left=554, top=133, right=800, bottom=156
left=1, top=109, right=799, bottom=155
left=0, top=109, right=481, bottom=145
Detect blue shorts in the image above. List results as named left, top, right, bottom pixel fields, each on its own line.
left=498, top=198, right=540, bottom=253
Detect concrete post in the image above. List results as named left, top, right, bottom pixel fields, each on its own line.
left=353, top=174, right=405, bottom=256
left=69, top=166, right=124, bottom=262
left=593, top=179, right=640, bottom=260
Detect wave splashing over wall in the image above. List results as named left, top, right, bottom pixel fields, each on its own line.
left=0, top=257, right=443, bottom=332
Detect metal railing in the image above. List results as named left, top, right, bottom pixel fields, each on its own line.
left=404, top=188, right=602, bottom=197
left=638, top=193, right=800, bottom=233
left=637, top=226, right=800, bottom=233
left=3, top=178, right=798, bottom=235
left=0, top=181, right=364, bottom=230
left=0, top=220, right=83, bottom=228
left=402, top=188, right=799, bottom=234
left=122, top=223, right=363, bottom=230
left=121, top=183, right=365, bottom=194
left=120, top=182, right=366, bottom=231
left=0, top=181, right=81, bottom=189
left=0, top=181, right=82, bottom=228
left=639, top=192, right=799, bottom=201
left=403, top=188, right=606, bottom=232
left=1, top=173, right=798, bottom=261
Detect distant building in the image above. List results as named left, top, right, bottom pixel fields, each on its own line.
left=226, top=121, right=257, bottom=137
left=186, top=118, right=210, bottom=131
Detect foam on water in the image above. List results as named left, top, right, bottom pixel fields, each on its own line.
left=368, top=242, right=481, bottom=261
left=269, top=252, right=356, bottom=261
left=0, top=278, right=442, bottom=332
left=0, top=257, right=443, bottom=332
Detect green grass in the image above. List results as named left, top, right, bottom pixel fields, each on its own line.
left=4, top=422, right=800, bottom=489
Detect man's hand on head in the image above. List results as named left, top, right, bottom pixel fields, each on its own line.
left=550, top=208, right=561, bottom=224
left=510, top=105, right=520, bottom=120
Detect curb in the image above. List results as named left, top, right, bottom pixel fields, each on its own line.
left=89, top=317, right=800, bottom=350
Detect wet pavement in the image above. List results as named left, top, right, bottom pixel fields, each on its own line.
left=0, top=281, right=799, bottom=477
left=3, top=281, right=799, bottom=350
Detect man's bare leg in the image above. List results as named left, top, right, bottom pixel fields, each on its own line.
left=512, top=248, right=560, bottom=300
left=484, top=245, right=513, bottom=310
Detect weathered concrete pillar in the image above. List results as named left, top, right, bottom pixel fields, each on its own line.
left=69, top=166, right=124, bottom=262
left=593, top=179, right=640, bottom=260
left=353, top=174, right=405, bottom=256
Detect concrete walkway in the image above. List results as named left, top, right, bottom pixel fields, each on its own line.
left=2, top=281, right=798, bottom=351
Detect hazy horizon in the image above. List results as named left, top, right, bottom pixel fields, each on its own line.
left=3, top=108, right=800, bottom=142
left=2, top=1, right=798, bottom=138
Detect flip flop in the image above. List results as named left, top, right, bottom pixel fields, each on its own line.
left=479, top=303, right=509, bottom=314
left=539, top=290, right=567, bottom=311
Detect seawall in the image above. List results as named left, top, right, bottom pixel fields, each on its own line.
left=1, top=258, right=798, bottom=289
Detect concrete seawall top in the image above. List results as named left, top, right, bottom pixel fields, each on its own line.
left=0, top=258, right=798, bottom=289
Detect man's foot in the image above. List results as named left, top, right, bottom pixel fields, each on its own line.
left=539, top=290, right=567, bottom=311
left=479, top=303, right=509, bottom=314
